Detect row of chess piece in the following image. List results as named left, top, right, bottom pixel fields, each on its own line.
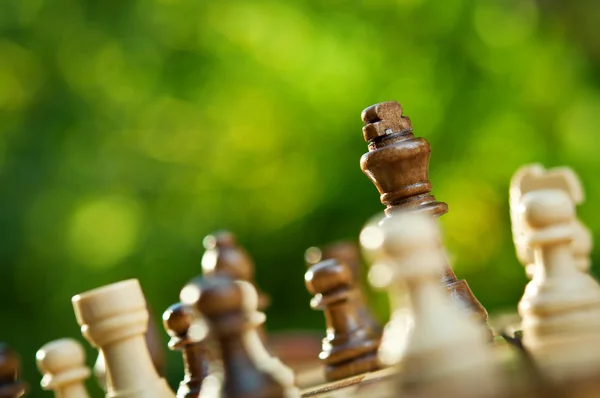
left=2, top=215, right=498, bottom=398
left=2, top=100, right=600, bottom=398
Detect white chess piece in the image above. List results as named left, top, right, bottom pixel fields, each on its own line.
left=572, top=219, right=593, bottom=273
left=72, top=279, right=175, bottom=398
left=374, top=212, right=502, bottom=397
left=510, top=164, right=590, bottom=277
left=518, top=189, right=600, bottom=380
left=360, top=221, right=412, bottom=367
left=235, top=280, right=300, bottom=398
left=37, top=338, right=91, bottom=398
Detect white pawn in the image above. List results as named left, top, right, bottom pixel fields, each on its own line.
left=510, top=164, right=591, bottom=277
left=72, top=279, right=175, bottom=398
left=518, top=189, right=600, bottom=380
left=373, top=212, right=502, bottom=397
left=235, top=280, right=300, bottom=398
left=360, top=219, right=412, bottom=367
left=37, top=338, right=91, bottom=398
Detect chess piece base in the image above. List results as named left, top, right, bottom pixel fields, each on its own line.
left=324, top=351, right=380, bottom=382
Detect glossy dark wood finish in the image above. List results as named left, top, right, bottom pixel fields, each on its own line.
left=359, top=101, right=490, bottom=332
left=202, top=231, right=270, bottom=313
left=307, top=242, right=381, bottom=338
left=193, top=276, right=286, bottom=398
left=163, top=303, right=210, bottom=398
left=360, top=101, right=447, bottom=216
left=305, top=259, right=380, bottom=381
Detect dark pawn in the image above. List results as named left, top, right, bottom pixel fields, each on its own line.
left=305, top=259, right=380, bottom=381
left=0, top=344, right=27, bottom=398
left=359, top=101, right=490, bottom=332
left=305, top=242, right=381, bottom=338
left=163, top=303, right=210, bottom=398
left=186, top=276, right=286, bottom=398
left=201, top=231, right=270, bottom=313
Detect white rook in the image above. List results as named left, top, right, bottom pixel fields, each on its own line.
left=72, top=279, right=175, bottom=398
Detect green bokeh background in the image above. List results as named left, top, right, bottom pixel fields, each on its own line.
left=2, top=0, right=600, bottom=395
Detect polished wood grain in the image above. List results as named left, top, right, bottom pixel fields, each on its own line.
left=306, top=242, right=381, bottom=339
left=359, top=100, right=490, bottom=333
left=163, top=303, right=210, bottom=398
left=305, top=259, right=381, bottom=382
left=192, top=276, right=291, bottom=398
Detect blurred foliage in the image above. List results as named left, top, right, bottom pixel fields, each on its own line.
left=1, top=0, right=600, bottom=394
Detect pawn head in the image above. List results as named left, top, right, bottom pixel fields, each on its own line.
left=369, top=212, right=446, bottom=284
left=181, top=276, right=243, bottom=321
left=162, top=303, right=193, bottom=339
left=519, top=189, right=575, bottom=229
left=322, top=241, right=361, bottom=282
left=201, top=231, right=254, bottom=282
left=36, top=338, right=86, bottom=376
left=305, top=259, right=352, bottom=296
left=163, top=302, right=209, bottom=348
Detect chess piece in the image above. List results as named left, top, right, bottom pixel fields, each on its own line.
left=182, top=276, right=293, bottom=398
left=373, top=212, right=502, bottom=398
left=72, top=279, right=175, bottom=398
left=94, top=305, right=166, bottom=391
left=163, top=303, right=210, bottom=398
left=234, top=280, right=298, bottom=394
left=36, top=338, right=91, bottom=398
left=201, top=231, right=270, bottom=311
left=0, top=344, right=26, bottom=398
left=305, top=259, right=381, bottom=381
left=572, top=219, right=592, bottom=273
left=510, top=164, right=591, bottom=277
left=360, top=218, right=413, bottom=367
left=306, top=242, right=382, bottom=338
left=518, top=189, right=600, bottom=381
left=359, top=101, right=490, bottom=331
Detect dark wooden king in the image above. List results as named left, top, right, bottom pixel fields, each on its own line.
left=359, top=101, right=490, bottom=330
